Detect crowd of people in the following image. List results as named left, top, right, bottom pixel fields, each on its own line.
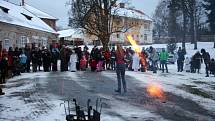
left=0, top=44, right=215, bottom=95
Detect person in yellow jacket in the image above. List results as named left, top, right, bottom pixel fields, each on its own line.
left=159, top=48, right=169, bottom=73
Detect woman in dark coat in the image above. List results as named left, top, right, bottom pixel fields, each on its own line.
left=193, top=51, right=202, bottom=73
left=7, top=47, right=13, bottom=77
left=42, top=48, right=51, bottom=72
left=0, top=54, right=8, bottom=84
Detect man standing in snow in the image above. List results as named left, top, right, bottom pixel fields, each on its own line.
left=159, top=48, right=169, bottom=73
left=201, top=49, right=210, bottom=77
left=177, top=47, right=186, bottom=72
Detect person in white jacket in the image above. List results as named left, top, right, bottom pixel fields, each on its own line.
left=69, top=50, right=78, bottom=72
left=184, top=57, right=191, bottom=72
left=132, top=52, right=140, bottom=72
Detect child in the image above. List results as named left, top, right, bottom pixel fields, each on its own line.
left=19, top=51, right=27, bottom=73
left=80, top=54, right=87, bottom=71
left=184, top=57, right=191, bottom=72
left=69, top=50, right=78, bottom=72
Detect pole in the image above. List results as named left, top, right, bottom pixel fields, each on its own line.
left=214, top=34, right=215, bottom=48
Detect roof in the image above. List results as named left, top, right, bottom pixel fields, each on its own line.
left=112, top=7, right=152, bottom=21
left=0, top=1, right=57, bottom=34
left=24, top=4, right=58, bottom=20
left=58, top=29, right=84, bottom=38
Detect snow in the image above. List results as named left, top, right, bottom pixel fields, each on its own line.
left=58, top=29, right=84, bottom=38
left=112, top=7, right=152, bottom=21
left=24, top=4, right=57, bottom=20
left=0, top=1, right=57, bottom=34
left=0, top=42, right=214, bottom=121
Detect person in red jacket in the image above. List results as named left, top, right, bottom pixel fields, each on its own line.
left=115, top=44, right=127, bottom=94
left=104, top=49, right=110, bottom=70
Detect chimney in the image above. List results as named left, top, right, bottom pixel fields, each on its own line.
left=119, top=3, right=125, bottom=8
left=21, top=0, right=25, bottom=6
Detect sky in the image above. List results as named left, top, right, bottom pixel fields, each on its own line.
left=8, top=0, right=159, bottom=29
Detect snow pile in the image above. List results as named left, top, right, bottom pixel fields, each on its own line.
left=58, top=29, right=84, bottom=38
left=112, top=7, right=152, bottom=21
left=24, top=4, right=57, bottom=20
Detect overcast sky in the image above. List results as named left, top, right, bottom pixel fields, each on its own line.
left=9, top=0, right=159, bottom=29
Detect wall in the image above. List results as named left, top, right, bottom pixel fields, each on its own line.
left=0, top=22, right=57, bottom=50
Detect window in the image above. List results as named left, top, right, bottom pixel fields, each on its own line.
left=144, top=24, right=149, bottom=29
left=144, top=34, right=147, bottom=41
left=3, top=39, right=11, bottom=50
left=41, top=37, right=48, bottom=47
left=0, top=6, right=9, bottom=13
left=141, top=35, right=143, bottom=38
left=19, top=36, right=27, bottom=48
left=21, top=13, right=32, bottom=20
left=116, top=34, right=120, bottom=38
left=137, top=35, right=139, bottom=38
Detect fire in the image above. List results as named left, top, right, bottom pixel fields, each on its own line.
left=126, top=35, right=141, bottom=53
left=126, top=35, right=166, bottom=101
left=146, top=83, right=165, bottom=100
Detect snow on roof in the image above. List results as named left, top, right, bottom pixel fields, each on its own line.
left=24, top=4, right=58, bottom=20
left=0, top=1, right=57, bottom=34
left=112, top=7, right=152, bottom=21
left=58, top=29, right=84, bottom=38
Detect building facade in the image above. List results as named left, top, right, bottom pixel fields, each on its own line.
left=0, top=0, right=57, bottom=50
left=110, top=3, right=153, bottom=45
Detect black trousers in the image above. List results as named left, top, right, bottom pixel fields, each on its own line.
left=177, top=60, right=184, bottom=72
left=0, top=70, right=6, bottom=83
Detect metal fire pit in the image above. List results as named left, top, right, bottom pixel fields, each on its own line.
left=61, top=98, right=103, bottom=121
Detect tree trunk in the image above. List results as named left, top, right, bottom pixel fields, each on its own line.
left=182, top=0, right=187, bottom=49
left=100, top=35, right=110, bottom=51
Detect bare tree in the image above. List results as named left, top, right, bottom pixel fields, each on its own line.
left=68, top=0, right=136, bottom=49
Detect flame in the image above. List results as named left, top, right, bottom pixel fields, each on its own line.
left=146, top=83, right=165, bottom=100
left=126, top=35, right=146, bottom=70
left=126, top=35, right=141, bottom=53
left=126, top=35, right=165, bottom=101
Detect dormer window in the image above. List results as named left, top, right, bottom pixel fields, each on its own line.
left=0, top=6, right=9, bottom=13
left=21, top=13, right=33, bottom=20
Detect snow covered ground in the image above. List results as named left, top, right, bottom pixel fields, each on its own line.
left=0, top=42, right=215, bottom=121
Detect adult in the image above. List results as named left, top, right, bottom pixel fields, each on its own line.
left=159, top=48, right=169, bottom=73
left=140, top=47, right=148, bottom=72
left=31, top=48, right=39, bottom=72
left=201, top=49, right=210, bottom=77
left=60, top=46, right=69, bottom=71
left=150, top=47, right=159, bottom=73
left=69, top=50, right=78, bottom=72
left=0, top=54, right=8, bottom=84
left=209, top=59, right=215, bottom=76
left=115, top=45, right=127, bottom=93
left=42, top=47, right=51, bottom=72
left=193, top=51, right=202, bottom=73
left=177, top=47, right=186, bottom=72
left=51, top=47, right=60, bottom=71
left=7, top=47, right=14, bottom=77
left=110, top=47, right=116, bottom=70
left=24, top=46, right=31, bottom=72
left=104, top=49, right=111, bottom=70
